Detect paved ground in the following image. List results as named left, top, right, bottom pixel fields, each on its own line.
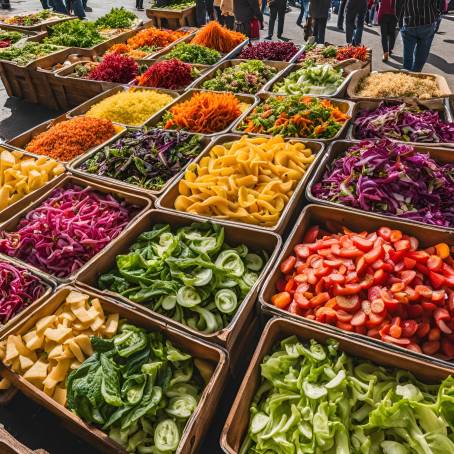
left=0, top=1, right=453, bottom=139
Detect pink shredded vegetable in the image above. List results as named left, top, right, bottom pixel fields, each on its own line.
left=0, top=185, right=135, bottom=278
left=0, top=261, right=46, bottom=323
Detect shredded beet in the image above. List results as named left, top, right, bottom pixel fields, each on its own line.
left=136, top=58, right=194, bottom=89
left=88, top=52, right=138, bottom=84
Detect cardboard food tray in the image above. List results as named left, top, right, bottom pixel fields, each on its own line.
left=259, top=203, right=454, bottom=369
left=66, top=85, right=180, bottom=128
left=0, top=14, right=75, bottom=32
left=144, top=89, right=258, bottom=138
left=260, top=59, right=362, bottom=98
left=346, top=99, right=454, bottom=148
left=76, top=208, right=282, bottom=357
left=157, top=133, right=324, bottom=235
left=69, top=128, right=212, bottom=198
left=6, top=114, right=126, bottom=166
left=0, top=174, right=151, bottom=284
left=347, top=67, right=452, bottom=102
left=221, top=317, right=454, bottom=453
left=231, top=93, right=354, bottom=144
left=306, top=140, right=454, bottom=227
left=188, top=59, right=290, bottom=94
left=0, top=285, right=228, bottom=454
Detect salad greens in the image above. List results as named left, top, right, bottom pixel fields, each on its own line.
left=95, top=7, right=137, bottom=29
left=45, top=19, right=104, bottom=48
left=0, top=42, right=63, bottom=65
left=151, top=0, right=196, bottom=10
left=67, top=323, right=203, bottom=453
left=163, top=43, right=221, bottom=65
left=273, top=62, right=344, bottom=96
left=0, top=30, right=23, bottom=46
left=312, top=139, right=454, bottom=227
left=98, top=223, right=267, bottom=334
left=202, top=60, right=277, bottom=94
left=79, top=128, right=204, bottom=191
left=242, top=336, right=454, bottom=454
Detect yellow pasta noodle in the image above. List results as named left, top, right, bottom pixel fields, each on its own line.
left=174, top=135, right=315, bottom=227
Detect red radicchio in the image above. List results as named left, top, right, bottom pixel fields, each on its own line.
left=136, top=58, right=193, bottom=89
left=88, top=52, right=138, bottom=83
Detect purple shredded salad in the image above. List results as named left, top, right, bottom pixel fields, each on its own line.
left=312, top=139, right=454, bottom=227
left=0, top=185, right=136, bottom=278
left=354, top=102, right=454, bottom=143
left=0, top=261, right=46, bottom=323
left=238, top=41, right=299, bottom=62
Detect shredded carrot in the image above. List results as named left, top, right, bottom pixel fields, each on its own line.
left=127, top=28, right=187, bottom=50
left=191, top=21, right=246, bottom=53
left=162, top=91, right=244, bottom=134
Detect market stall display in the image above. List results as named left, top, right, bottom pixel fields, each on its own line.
left=171, top=135, right=316, bottom=228
left=0, top=184, right=139, bottom=278
left=98, top=222, right=267, bottom=334
left=162, top=42, right=221, bottom=64
left=0, top=10, right=72, bottom=29
left=94, top=7, right=138, bottom=29
left=200, top=60, right=278, bottom=94
left=0, top=42, right=64, bottom=66
left=237, top=95, right=351, bottom=140
left=0, top=146, right=64, bottom=210
left=44, top=20, right=105, bottom=49
left=298, top=43, right=369, bottom=65
left=190, top=21, right=246, bottom=53
left=0, top=30, right=26, bottom=48
left=239, top=41, right=300, bottom=62
left=310, top=140, right=454, bottom=227
left=23, top=116, right=118, bottom=162
left=75, top=128, right=206, bottom=192
left=159, top=90, right=252, bottom=134
left=82, top=88, right=175, bottom=127
left=352, top=101, right=454, bottom=143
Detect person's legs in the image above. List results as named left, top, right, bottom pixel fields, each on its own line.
left=345, top=6, right=356, bottom=43
left=337, top=0, right=346, bottom=29
left=315, top=17, right=327, bottom=43
left=277, top=1, right=287, bottom=37
left=262, top=0, right=269, bottom=15
left=71, top=0, right=85, bottom=17
left=205, top=0, right=214, bottom=20
left=40, top=0, right=49, bottom=8
left=195, top=0, right=207, bottom=26
left=388, top=16, right=397, bottom=52
left=297, top=1, right=304, bottom=25
left=400, top=26, right=418, bottom=70
left=412, top=22, right=436, bottom=71
left=352, top=8, right=366, bottom=44
left=225, top=15, right=234, bottom=29
left=51, top=0, right=67, bottom=14
left=268, top=5, right=278, bottom=37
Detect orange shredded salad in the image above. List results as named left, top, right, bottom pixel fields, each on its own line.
left=191, top=21, right=246, bottom=53
left=162, top=91, right=245, bottom=134
left=106, top=43, right=149, bottom=59
left=127, top=28, right=187, bottom=50
left=26, top=117, right=116, bottom=162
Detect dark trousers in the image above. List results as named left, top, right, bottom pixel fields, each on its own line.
left=268, top=1, right=287, bottom=37
left=337, top=0, right=347, bottom=28
left=380, top=14, right=397, bottom=52
left=136, top=0, right=143, bottom=8
left=214, top=6, right=234, bottom=29
left=345, top=3, right=367, bottom=45
left=313, top=17, right=328, bottom=44
left=196, top=0, right=213, bottom=26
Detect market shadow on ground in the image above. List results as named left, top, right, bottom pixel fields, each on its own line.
left=427, top=53, right=454, bottom=74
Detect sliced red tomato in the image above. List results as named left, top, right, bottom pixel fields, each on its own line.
left=336, top=294, right=360, bottom=312
left=336, top=320, right=353, bottom=331
left=378, top=227, right=392, bottom=241
left=303, top=226, right=319, bottom=243
left=404, top=257, right=417, bottom=269
left=406, top=304, right=423, bottom=318
left=364, top=247, right=384, bottom=263
left=294, top=291, right=310, bottom=308
left=336, top=310, right=353, bottom=323
left=383, top=335, right=410, bottom=345
left=417, top=321, right=430, bottom=338
left=280, top=256, right=296, bottom=274
left=351, top=310, right=366, bottom=326
left=427, top=255, right=443, bottom=271
left=394, top=240, right=411, bottom=251
left=352, top=236, right=374, bottom=252
left=294, top=244, right=310, bottom=259
left=366, top=312, right=386, bottom=328
left=441, top=339, right=454, bottom=359
left=371, top=298, right=385, bottom=314
left=272, top=292, right=291, bottom=309
left=422, top=340, right=440, bottom=355
left=390, top=230, right=403, bottom=242
left=402, top=320, right=418, bottom=338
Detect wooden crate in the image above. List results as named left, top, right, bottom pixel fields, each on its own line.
left=146, top=5, right=196, bottom=30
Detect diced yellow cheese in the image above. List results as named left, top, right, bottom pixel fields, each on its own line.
left=20, top=158, right=36, bottom=174
left=48, top=359, right=69, bottom=383
left=43, top=376, right=57, bottom=395
left=74, top=334, right=93, bottom=357
left=4, top=336, right=19, bottom=363
left=0, top=340, right=6, bottom=359
left=68, top=340, right=84, bottom=363
left=53, top=386, right=67, bottom=406
left=23, top=359, right=48, bottom=382
left=66, top=291, right=89, bottom=305
left=19, top=355, right=34, bottom=371
left=0, top=377, right=11, bottom=390
left=58, top=311, right=76, bottom=323
left=11, top=358, right=20, bottom=373
left=48, top=344, right=64, bottom=360
left=24, top=331, right=44, bottom=351
left=9, top=193, right=23, bottom=204
left=12, top=336, right=32, bottom=357
left=70, top=359, right=82, bottom=370
left=11, top=150, right=23, bottom=160
left=104, top=313, right=120, bottom=337
left=28, top=169, right=43, bottom=191
left=44, top=326, right=72, bottom=343
left=90, top=317, right=104, bottom=332
left=54, top=344, right=74, bottom=361
left=36, top=315, right=56, bottom=334
left=0, top=186, right=10, bottom=210
left=53, top=164, right=65, bottom=175
left=1, top=149, right=16, bottom=168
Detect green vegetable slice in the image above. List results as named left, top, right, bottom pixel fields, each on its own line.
left=176, top=286, right=201, bottom=307
left=214, top=289, right=238, bottom=314
left=243, top=271, right=259, bottom=288
left=154, top=419, right=180, bottom=452
left=161, top=294, right=177, bottom=311
left=165, top=394, right=198, bottom=418
left=192, top=268, right=212, bottom=286
left=251, top=412, right=269, bottom=434
left=215, top=250, right=245, bottom=277
left=245, top=253, right=263, bottom=271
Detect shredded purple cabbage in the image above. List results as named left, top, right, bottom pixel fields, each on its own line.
left=312, top=139, right=454, bottom=227
left=0, top=261, right=46, bottom=324
left=238, top=41, right=299, bottom=62
left=354, top=102, right=454, bottom=143
left=0, top=185, right=136, bottom=278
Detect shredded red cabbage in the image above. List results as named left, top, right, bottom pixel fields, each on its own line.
left=238, top=41, right=299, bottom=62
left=354, top=102, right=454, bottom=143
left=0, top=261, right=46, bottom=323
left=312, top=139, right=454, bottom=227
left=0, top=185, right=136, bottom=278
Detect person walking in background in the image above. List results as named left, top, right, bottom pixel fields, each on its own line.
left=310, top=0, right=331, bottom=44
left=378, top=0, right=397, bottom=61
left=136, top=0, right=144, bottom=10
left=233, top=0, right=263, bottom=37
left=214, top=0, right=235, bottom=28
left=266, top=0, right=289, bottom=40
left=345, top=0, right=368, bottom=44
left=296, top=0, right=310, bottom=26
left=396, top=0, right=439, bottom=71
left=196, top=0, right=215, bottom=26
left=261, top=0, right=269, bottom=16
left=337, top=0, right=348, bottom=30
